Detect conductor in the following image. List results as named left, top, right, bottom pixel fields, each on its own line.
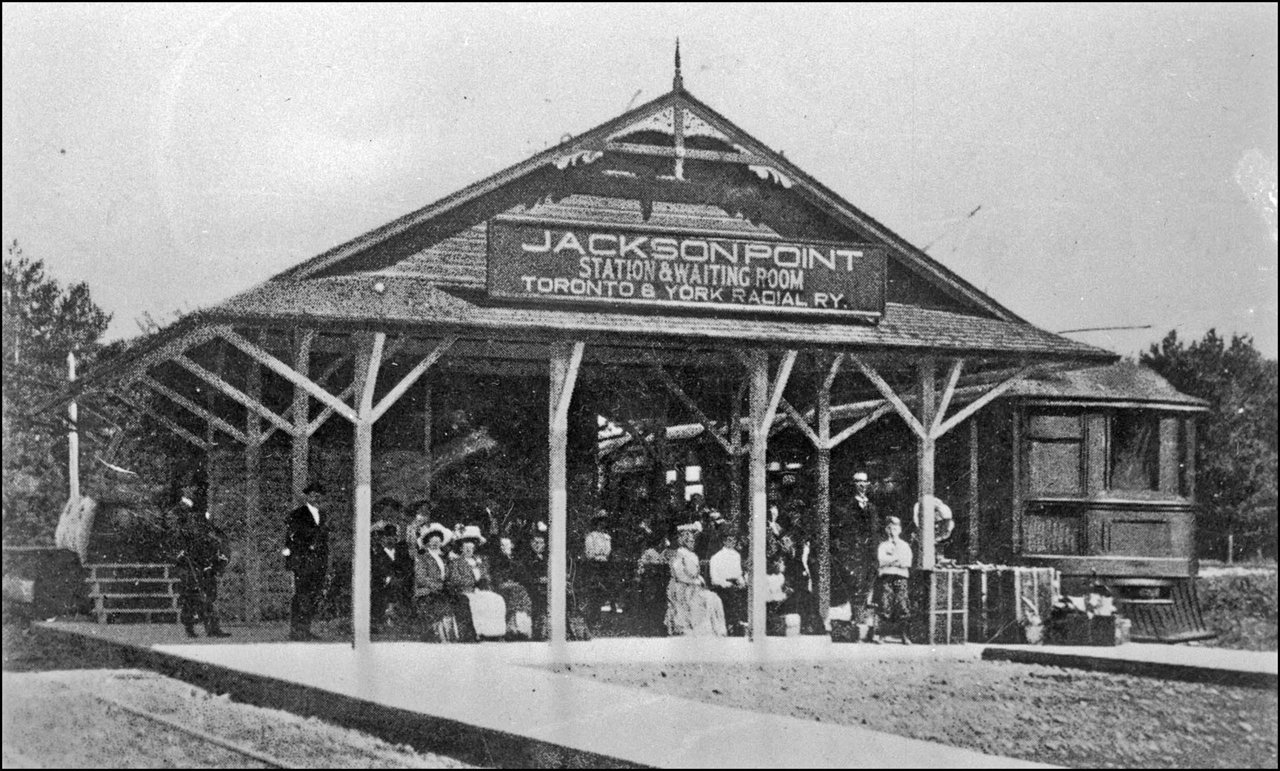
left=284, top=482, right=328, bottom=641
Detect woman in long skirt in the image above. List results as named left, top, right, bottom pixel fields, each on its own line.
left=414, top=523, right=460, bottom=642
left=446, top=526, right=507, bottom=641
left=665, top=523, right=726, bottom=637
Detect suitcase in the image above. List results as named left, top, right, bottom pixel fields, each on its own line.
left=830, top=619, right=860, bottom=643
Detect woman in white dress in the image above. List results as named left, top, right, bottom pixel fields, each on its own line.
left=664, top=522, right=726, bottom=637
left=446, top=525, right=507, bottom=641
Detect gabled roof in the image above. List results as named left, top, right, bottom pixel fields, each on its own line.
left=268, top=86, right=1026, bottom=323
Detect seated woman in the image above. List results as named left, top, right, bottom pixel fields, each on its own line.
left=413, top=523, right=460, bottom=642
left=488, top=534, right=533, bottom=640
left=664, top=522, right=726, bottom=637
left=446, top=525, right=507, bottom=641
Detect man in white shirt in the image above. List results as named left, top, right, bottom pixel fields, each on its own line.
left=284, top=482, right=328, bottom=641
left=709, top=534, right=747, bottom=636
left=582, top=510, right=615, bottom=626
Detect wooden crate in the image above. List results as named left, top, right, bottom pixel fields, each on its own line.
left=967, top=566, right=1058, bottom=644
left=908, top=568, right=969, bottom=645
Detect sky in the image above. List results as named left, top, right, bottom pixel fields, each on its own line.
left=3, top=3, right=1277, bottom=357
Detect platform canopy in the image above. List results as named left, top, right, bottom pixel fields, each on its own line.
left=41, top=71, right=1116, bottom=647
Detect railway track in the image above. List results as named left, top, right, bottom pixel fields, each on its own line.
left=90, top=693, right=291, bottom=768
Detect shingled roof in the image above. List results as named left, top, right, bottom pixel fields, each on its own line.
left=207, top=273, right=1112, bottom=359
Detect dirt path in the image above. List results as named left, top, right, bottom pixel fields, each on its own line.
left=550, top=657, right=1278, bottom=768
left=2, top=669, right=478, bottom=768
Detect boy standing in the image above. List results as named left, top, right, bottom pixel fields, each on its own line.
left=872, top=516, right=913, bottom=645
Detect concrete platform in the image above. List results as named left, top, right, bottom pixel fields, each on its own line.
left=983, top=643, right=1277, bottom=690
left=32, top=621, right=1043, bottom=769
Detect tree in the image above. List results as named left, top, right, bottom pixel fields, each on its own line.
left=3, top=240, right=112, bottom=544
left=1141, top=329, right=1278, bottom=561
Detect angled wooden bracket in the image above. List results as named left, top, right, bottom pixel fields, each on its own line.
left=215, top=326, right=357, bottom=424
left=652, top=364, right=734, bottom=455
left=172, top=354, right=296, bottom=438
left=849, top=354, right=928, bottom=440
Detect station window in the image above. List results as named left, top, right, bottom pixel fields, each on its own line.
left=1026, top=410, right=1084, bottom=495
left=1109, top=411, right=1159, bottom=492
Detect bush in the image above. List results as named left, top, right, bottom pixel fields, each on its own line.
left=1197, top=570, right=1278, bottom=651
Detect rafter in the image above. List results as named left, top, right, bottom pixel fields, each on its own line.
left=779, top=397, right=821, bottom=448
left=848, top=354, right=927, bottom=440
left=214, top=326, right=357, bottom=424
left=172, top=355, right=296, bottom=438
left=108, top=391, right=210, bottom=451
left=372, top=335, right=457, bottom=424
left=932, top=358, right=965, bottom=436
left=933, top=364, right=1034, bottom=439
left=762, top=350, right=797, bottom=430
left=829, top=402, right=895, bottom=449
left=553, top=342, right=585, bottom=425
left=652, top=365, right=734, bottom=455
left=138, top=375, right=249, bottom=445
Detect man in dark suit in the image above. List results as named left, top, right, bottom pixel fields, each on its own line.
left=832, top=470, right=880, bottom=615
left=170, top=485, right=231, bottom=638
left=370, top=522, right=415, bottom=633
left=284, top=482, right=328, bottom=641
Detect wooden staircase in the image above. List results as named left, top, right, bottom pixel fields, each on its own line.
left=85, top=563, right=180, bottom=624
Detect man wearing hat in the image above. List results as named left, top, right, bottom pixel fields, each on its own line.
left=170, top=484, right=231, bottom=638
left=831, top=470, right=881, bottom=619
left=283, top=482, right=328, bottom=641
left=370, top=521, right=414, bottom=634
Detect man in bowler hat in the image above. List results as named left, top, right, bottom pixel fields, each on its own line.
left=283, top=482, right=328, bottom=641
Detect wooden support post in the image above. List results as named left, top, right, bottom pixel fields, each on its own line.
left=245, top=334, right=263, bottom=623
left=291, top=330, right=313, bottom=501
left=918, top=358, right=938, bottom=575
left=727, top=382, right=744, bottom=523
left=422, top=383, right=433, bottom=500
left=815, top=356, right=832, bottom=623
left=748, top=350, right=769, bottom=642
left=548, top=341, right=584, bottom=645
left=968, top=417, right=980, bottom=563
left=351, top=333, right=384, bottom=650
left=67, top=353, right=80, bottom=505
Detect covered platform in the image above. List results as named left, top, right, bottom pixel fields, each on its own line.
left=38, top=58, right=1120, bottom=651
left=31, top=619, right=1039, bottom=769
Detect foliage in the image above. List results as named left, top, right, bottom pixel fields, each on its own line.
left=1196, top=569, right=1278, bottom=651
left=1141, top=329, right=1278, bottom=561
left=3, top=241, right=112, bottom=544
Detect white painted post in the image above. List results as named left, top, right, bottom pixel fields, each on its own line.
left=548, top=343, right=571, bottom=645
left=352, top=333, right=384, bottom=650
left=67, top=351, right=79, bottom=504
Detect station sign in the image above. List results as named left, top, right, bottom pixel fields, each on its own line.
left=487, top=219, right=886, bottom=320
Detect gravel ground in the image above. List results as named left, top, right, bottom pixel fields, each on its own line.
left=3, top=624, right=477, bottom=769
left=549, top=658, right=1278, bottom=769
left=2, top=669, right=478, bottom=769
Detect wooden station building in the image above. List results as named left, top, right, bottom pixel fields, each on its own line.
left=50, top=60, right=1210, bottom=645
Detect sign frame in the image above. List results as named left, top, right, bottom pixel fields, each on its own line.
left=485, top=216, right=887, bottom=321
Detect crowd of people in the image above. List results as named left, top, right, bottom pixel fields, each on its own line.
left=173, top=468, right=934, bottom=644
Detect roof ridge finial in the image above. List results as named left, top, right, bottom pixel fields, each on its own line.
left=673, top=38, right=684, bottom=92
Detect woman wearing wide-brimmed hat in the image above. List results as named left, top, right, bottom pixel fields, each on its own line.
left=664, top=521, right=726, bottom=637
left=414, top=522, right=461, bottom=642
left=445, top=525, right=507, bottom=641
